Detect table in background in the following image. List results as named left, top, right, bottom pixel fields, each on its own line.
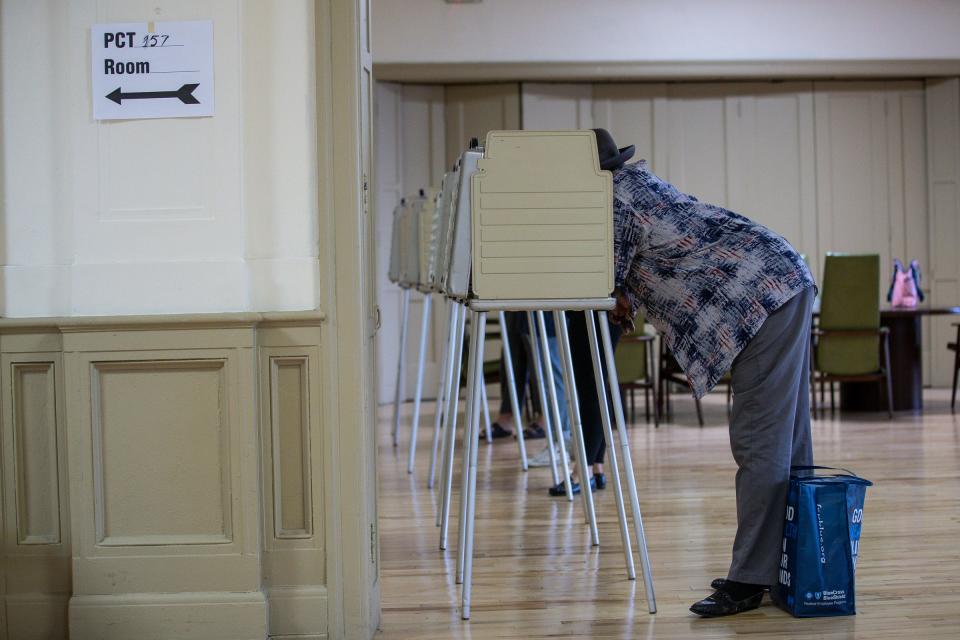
left=834, top=305, right=960, bottom=412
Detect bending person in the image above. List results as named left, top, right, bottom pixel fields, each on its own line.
left=597, top=128, right=817, bottom=617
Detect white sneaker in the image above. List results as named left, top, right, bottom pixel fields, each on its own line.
left=527, top=442, right=573, bottom=467
left=528, top=445, right=553, bottom=467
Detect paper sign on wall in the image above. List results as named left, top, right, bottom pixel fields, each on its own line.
left=91, top=21, right=214, bottom=120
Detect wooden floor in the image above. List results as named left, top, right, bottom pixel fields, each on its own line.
left=376, top=389, right=960, bottom=639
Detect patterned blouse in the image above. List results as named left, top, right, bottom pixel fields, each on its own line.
left=613, top=160, right=815, bottom=398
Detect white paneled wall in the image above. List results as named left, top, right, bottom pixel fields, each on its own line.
left=521, top=84, right=593, bottom=129
left=374, top=82, right=447, bottom=403
left=592, top=83, right=820, bottom=273
left=926, top=79, right=960, bottom=388
left=377, top=80, right=954, bottom=391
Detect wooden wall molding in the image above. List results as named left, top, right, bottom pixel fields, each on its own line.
left=374, top=59, right=960, bottom=84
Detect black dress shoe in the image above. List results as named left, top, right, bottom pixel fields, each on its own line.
left=480, top=422, right=513, bottom=440
left=593, top=473, right=606, bottom=490
left=548, top=476, right=596, bottom=496
left=710, top=578, right=771, bottom=591
left=690, top=588, right=764, bottom=617
left=522, top=424, right=547, bottom=440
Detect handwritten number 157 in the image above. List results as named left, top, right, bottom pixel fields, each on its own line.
left=141, top=34, right=170, bottom=47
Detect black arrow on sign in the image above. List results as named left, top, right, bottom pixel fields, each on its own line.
left=106, top=83, right=200, bottom=105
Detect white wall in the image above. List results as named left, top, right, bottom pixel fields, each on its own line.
left=373, top=0, right=960, bottom=65
left=0, top=0, right=319, bottom=317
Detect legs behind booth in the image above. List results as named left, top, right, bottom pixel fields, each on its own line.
left=565, top=310, right=622, bottom=468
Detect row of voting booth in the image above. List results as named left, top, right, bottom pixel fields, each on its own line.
left=387, top=131, right=656, bottom=620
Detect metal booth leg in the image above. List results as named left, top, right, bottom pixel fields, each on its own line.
left=584, top=311, right=635, bottom=579
left=392, top=287, right=411, bottom=447
left=555, top=310, right=599, bottom=545
left=527, top=311, right=560, bottom=485
left=438, top=304, right=467, bottom=541
left=461, top=311, right=487, bottom=619
left=481, top=378, right=492, bottom=443
left=428, top=302, right=458, bottom=489
left=599, top=311, right=657, bottom=614
left=536, top=311, right=574, bottom=502
left=499, top=311, right=528, bottom=470
left=407, top=294, right=432, bottom=473
left=456, top=310, right=481, bottom=583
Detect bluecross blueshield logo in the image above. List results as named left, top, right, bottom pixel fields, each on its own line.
left=806, top=592, right=813, bottom=599
left=815, top=592, right=822, bottom=600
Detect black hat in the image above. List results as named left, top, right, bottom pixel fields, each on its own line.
left=592, top=128, right=635, bottom=171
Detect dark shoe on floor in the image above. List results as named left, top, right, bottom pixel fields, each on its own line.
left=548, top=476, right=596, bottom=497
left=522, top=424, right=546, bottom=440
left=690, top=588, right=764, bottom=617
left=480, top=422, right=513, bottom=440
left=593, top=473, right=606, bottom=490
left=710, top=578, right=770, bottom=592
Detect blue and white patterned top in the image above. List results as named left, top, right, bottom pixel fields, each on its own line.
left=614, top=160, right=815, bottom=398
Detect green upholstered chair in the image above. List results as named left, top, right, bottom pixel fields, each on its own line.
left=812, top=253, right=893, bottom=418
left=614, top=317, right=659, bottom=427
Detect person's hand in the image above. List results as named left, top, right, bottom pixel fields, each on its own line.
left=611, top=289, right=636, bottom=334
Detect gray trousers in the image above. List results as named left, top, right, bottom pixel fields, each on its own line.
left=727, top=285, right=815, bottom=585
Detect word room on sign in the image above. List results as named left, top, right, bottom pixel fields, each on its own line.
left=91, top=21, right=214, bottom=120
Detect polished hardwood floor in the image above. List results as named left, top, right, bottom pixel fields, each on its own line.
left=376, top=389, right=960, bottom=638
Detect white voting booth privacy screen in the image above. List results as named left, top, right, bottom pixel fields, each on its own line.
left=471, top=131, right=613, bottom=301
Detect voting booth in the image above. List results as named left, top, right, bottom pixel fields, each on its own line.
left=387, top=131, right=655, bottom=621
left=471, top=131, right=614, bottom=301
left=443, top=147, right=483, bottom=301
left=398, top=191, right=424, bottom=289
left=418, top=188, right=442, bottom=292
left=430, top=171, right=459, bottom=293
left=387, top=199, right=405, bottom=285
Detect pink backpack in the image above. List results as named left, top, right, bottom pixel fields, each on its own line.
left=887, top=259, right=925, bottom=308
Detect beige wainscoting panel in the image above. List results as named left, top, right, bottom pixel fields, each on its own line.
left=259, top=323, right=327, bottom=639
left=272, top=356, right=312, bottom=537
left=0, top=316, right=329, bottom=640
left=63, top=326, right=266, bottom=639
left=91, top=359, right=232, bottom=547
left=0, top=340, right=71, bottom=640
left=11, top=361, right=61, bottom=545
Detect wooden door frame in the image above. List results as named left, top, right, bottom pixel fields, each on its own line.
left=321, top=0, right=380, bottom=637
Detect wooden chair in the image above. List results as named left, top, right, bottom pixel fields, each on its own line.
left=614, top=319, right=659, bottom=427
left=658, top=338, right=731, bottom=427
left=811, top=253, right=893, bottom=418
left=950, top=323, right=959, bottom=413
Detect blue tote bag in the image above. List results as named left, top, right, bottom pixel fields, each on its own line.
left=773, top=466, right=872, bottom=617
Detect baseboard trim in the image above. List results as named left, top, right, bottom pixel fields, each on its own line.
left=5, top=593, right=69, bottom=640
left=69, top=591, right=267, bottom=640
left=267, top=586, right=328, bottom=639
